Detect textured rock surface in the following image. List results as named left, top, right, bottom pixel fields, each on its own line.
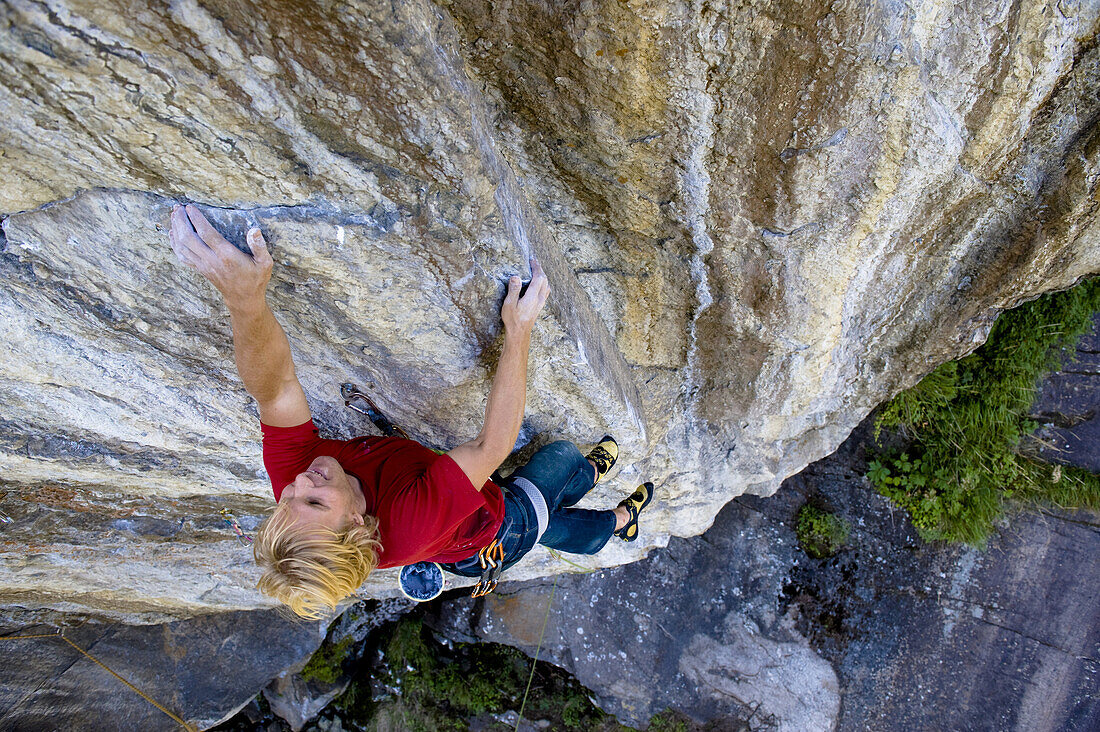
left=1030, top=312, right=1100, bottom=472
left=429, top=418, right=1100, bottom=732
left=0, top=607, right=324, bottom=731
left=1, top=0, right=1099, bottom=620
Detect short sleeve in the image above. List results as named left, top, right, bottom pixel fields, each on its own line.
left=261, top=419, right=323, bottom=500
left=378, top=453, right=490, bottom=560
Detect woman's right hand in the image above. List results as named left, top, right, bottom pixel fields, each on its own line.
left=169, top=204, right=272, bottom=312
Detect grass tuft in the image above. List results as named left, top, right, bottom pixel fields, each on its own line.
left=796, top=504, right=851, bottom=559
left=868, top=277, right=1100, bottom=545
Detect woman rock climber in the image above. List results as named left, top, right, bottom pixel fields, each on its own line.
left=168, top=204, right=655, bottom=618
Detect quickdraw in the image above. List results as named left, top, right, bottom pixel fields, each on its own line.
left=341, top=383, right=409, bottom=439
left=471, top=539, right=506, bottom=597
left=218, top=508, right=253, bottom=546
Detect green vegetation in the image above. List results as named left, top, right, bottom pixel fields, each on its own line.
left=271, top=618, right=722, bottom=732
left=334, top=617, right=626, bottom=731
left=299, top=636, right=354, bottom=685
left=646, top=710, right=691, bottom=732
left=868, top=277, right=1100, bottom=545
left=796, top=504, right=851, bottom=559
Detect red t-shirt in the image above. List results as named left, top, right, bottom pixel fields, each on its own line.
left=260, top=420, right=504, bottom=567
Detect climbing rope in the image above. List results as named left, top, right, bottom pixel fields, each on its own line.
left=1, top=631, right=197, bottom=731
left=515, top=573, right=559, bottom=732
left=545, top=547, right=598, bottom=574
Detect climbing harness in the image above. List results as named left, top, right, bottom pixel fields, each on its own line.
left=471, top=539, right=506, bottom=597
left=1, top=630, right=197, bottom=731
left=218, top=508, right=253, bottom=546
left=341, top=383, right=409, bottom=439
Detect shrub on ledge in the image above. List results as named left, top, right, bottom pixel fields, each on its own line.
left=868, top=277, right=1100, bottom=545
left=796, top=504, right=851, bottom=559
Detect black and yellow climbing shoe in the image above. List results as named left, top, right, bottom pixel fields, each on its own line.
left=614, top=481, right=654, bottom=542
left=585, top=435, right=619, bottom=485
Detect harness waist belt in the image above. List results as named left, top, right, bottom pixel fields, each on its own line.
left=510, top=476, right=548, bottom=544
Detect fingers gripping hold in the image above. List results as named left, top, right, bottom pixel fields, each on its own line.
left=500, top=256, right=551, bottom=335
left=169, top=204, right=207, bottom=268
left=185, top=204, right=235, bottom=256
left=166, top=204, right=273, bottom=306
left=505, top=275, right=522, bottom=307
left=247, top=227, right=272, bottom=266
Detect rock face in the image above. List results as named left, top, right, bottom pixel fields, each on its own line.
left=0, top=606, right=324, bottom=731
left=1, top=0, right=1099, bottom=619
left=1030, top=312, right=1100, bottom=472
left=429, top=419, right=1100, bottom=732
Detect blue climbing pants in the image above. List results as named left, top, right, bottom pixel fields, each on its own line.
left=442, top=441, right=617, bottom=577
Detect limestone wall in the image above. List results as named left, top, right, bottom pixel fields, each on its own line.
left=1, top=0, right=1098, bottom=620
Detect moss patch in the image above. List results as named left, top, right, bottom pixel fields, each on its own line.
left=796, top=504, right=851, bottom=559
left=299, top=635, right=354, bottom=685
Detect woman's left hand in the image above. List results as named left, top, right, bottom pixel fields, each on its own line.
left=501, top=257, right=550, bottom=337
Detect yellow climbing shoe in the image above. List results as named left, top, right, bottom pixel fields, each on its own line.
left=585, top=435, right=619, bottom=485
left=614, top=482, right=654, bottom=542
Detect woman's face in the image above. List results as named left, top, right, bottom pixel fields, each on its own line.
left=277, top=456, right=366, bottom=533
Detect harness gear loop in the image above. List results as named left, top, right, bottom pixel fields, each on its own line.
left=471, top=540, right=506, bottom=597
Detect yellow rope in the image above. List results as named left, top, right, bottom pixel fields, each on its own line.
left=1, top=632, right=197, bottom=732
left=515, top=573, right=559, bottom=732
left=545, top=547, right=598, bottom=574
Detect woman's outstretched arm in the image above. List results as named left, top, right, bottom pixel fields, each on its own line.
left=169, top=204, right=311, bottom=428
left=447, top=257, right=550, bottom=489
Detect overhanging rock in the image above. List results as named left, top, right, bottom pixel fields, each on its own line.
left=1, top=0, right=1098, bottom=620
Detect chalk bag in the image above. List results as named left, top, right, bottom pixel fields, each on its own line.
left=399, top=561, right=445, bottom=602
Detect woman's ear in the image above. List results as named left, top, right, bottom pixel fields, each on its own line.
left=348, top=512, right=365, bottom=527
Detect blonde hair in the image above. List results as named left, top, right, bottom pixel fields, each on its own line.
left=252, top=505, right=383, bottom=619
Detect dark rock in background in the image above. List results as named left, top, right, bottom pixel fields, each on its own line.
left=428, top=418, right=1100, bottom=732
left=772, top=431, right=1100, bottom=732
left=259, top=599, right=413, bottom=732
left=1030, top=312, right=1100, bottom=473
left=427, top=483, right=840, bottom=730
left=0, top=608, right=322, bottom=731
left=0, top=598, right=410, bottom=731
